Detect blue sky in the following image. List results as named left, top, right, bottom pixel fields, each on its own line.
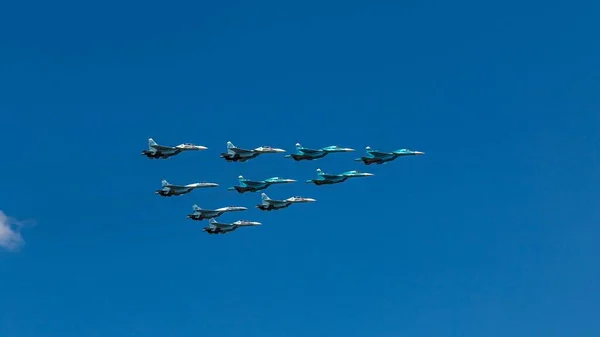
left=1, top=0, right=599, bottom=336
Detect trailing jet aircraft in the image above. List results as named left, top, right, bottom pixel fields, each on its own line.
left=155, top=179, right=218, bottom=197
left=306, top=168, right=373, bottom=185
left=220, top=141, right=285, bottom=162
left=228, top=175, right=296, bottom=193
left=354, top=146, right=424, bottom=165
left=203, top=218, right=261, bottom=235
left=284, top=143, right=354, bottom=161
left=142, top=138, right=208, bottom=159
left=187, top=204, right=248, bottom=221
left=256, top=193, right=316, bottom=211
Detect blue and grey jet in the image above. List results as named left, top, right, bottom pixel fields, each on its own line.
left=142, top=138, right=207, bottom=159
left=354, top=146, right=424, bottom=165
left=256, top=193, right=316, bottom=211
left=203, top=218, right=262, bottom=235
left=306, top=168, right=373, bottom=186
left=228, top=175, right=296, bottom=193
left=156, top=179, right=218, bottom=197
left=284, top=143, right=354, bottom=161
left=220, top=141, right=285, bottom=162
left=187, top=204, right=248, bottom=221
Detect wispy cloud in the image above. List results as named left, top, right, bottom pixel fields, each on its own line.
left=0, top=211, right=27, bottom=252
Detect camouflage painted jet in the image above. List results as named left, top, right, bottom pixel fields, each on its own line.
left=142, top=138, right=207, bottom=159
left=305, top=168, right=373, bottom=185
left=155, top=179, right=218, bottom=197
left=228, top=175, right=296, bottom=193
left=187, top=204, right=248, bottom=221
left=284, top=143, right=354, bottom=161
left=354, top=146, right=424, bottom=165
left=203, top=218, right=261, bottom=235
left=220, top=141, right=285, bottom=162
left=256, top=192, right=316, bottom=211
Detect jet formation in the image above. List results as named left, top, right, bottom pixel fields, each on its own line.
left=144, top=139, right=425, bottom=234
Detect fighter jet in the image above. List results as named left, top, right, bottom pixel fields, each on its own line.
left=228, top=175, right=296, bottom=193
left=187, top=204, right=248, bottom=220
left=354, top=146, right=424, bottom=165
left=306, top=168, right=373, bottom=185
left=203, top=218, right=262, bottom=235
left=155, top=179, right=218, bottom=197
left=220, top=141, right=286, bottom=162
left=142, top=138, right=208, bottom=159
left=256, top=192, right=316, bottom=211
left=284, top=143, right=354, bottom=161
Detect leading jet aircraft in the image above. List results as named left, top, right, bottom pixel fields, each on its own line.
left=306, top=168, right=373, bottom=185
left=187, top=204, right=248, bottom=221
left=220, top=141, right=285, bottom=162
left=354, top=146, right=424, bottom=165
left=203, top=218, right=262, bottom=235
left=228, top=175, right=296, bottom=193
left=156, top=179, right=218, bottom=197
left=142, top=138, right=208, bottom=159
left=284, top=143, right=354, bottom=161
left=256, top=193, right=316, bottom=211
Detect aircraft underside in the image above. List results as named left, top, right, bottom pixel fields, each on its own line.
left=189, top=213, right=219, bottom=220
left=312, top=179, right=341, bottom=185
left=143, top=151, right=173, bottom=159
left=291, top=153, right=325, bottom=161
left=220, top=153, right=258, bottom=162
left=233, top=186, right=263, bottom=193
left=204, top=227, right=234, bottom=234
left=257, top=204, right=288, bottom=211
left=360, top=157, right=386, bottom=165
left=157, top=189, right=189, bottom=196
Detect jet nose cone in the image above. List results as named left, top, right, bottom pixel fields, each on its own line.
left=415, top=151, right=425, bottom=155
left=364, top=173, right=374, bottom=176
left=197, top=146, right=208, bottom=150
left=306, top=198, right=316, bottom=202
left=343, top=148, right=355, bottom=152
left=274, top=148, right=286, bottom=153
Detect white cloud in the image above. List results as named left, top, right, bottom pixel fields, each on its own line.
left=0, top=211, right=26, bottom=252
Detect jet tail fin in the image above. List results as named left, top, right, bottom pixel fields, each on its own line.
left=192, top=205, right=201, bottom=212
left=316, top=168, right=324, bottom=176
left=149, top=138, right=158, bottom=148
left=295, top=143, right=303, bottom=153
left=227, top=141, right=236, bottom=154
left=161, top=179, right=169, bottom=187
left=208, top=218, right=217, bottom=224
left=261, top=193, right=270, bottom=201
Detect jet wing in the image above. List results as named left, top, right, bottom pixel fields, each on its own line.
left=370, top=151, right=393, bottom=157
left=212, top=222, right=232, bottom=229
left=230, top=147, right=255, bottom=154
left=242, top=180, right=265, bottom=186
left=301, top=148, right=323, bottom=154
left=151, top=144, right=176, bottom=150
left=198, top=209, right=216, bottom=213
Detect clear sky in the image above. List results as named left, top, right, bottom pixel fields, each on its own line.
left=1, top=0, right=599, bottom=336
